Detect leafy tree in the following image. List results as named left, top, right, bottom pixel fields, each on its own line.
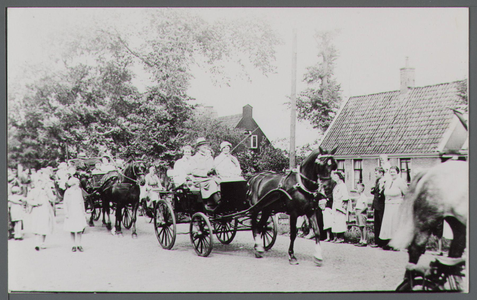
left=296, top=30, right=342, bottom=132
left=8, top=9, right=282, bottom=169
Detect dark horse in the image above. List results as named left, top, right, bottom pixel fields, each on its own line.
left=247, top=147, right=337, bottom=266
left=99, top=161, right=145, bottom=237
left=390, top=160, right=468, bottom=265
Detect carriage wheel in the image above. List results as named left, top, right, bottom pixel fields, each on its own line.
left=262, top=215, right=278, bottom=251
left=190, top=212, right=213, bottom=257
left=214, top=218, right=238, bottom=244
left=122, top=205, right=134, bottom=229
left=92, top=198, right=102, bottom=221
left=93, top=204, right=102, bottom=221
left=154, top=199, right=177, bottom=250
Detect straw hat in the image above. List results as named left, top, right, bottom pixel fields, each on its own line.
left=195, top=137, right=209, bottom=147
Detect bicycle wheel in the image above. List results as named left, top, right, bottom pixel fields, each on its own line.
left=396, top=277, right=440, bottom=291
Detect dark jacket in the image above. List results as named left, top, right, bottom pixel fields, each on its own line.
left=370, top=178, right=385, bottom=211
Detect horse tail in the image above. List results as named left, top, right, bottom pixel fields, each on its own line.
left=389, top=170, right=427, bottom=250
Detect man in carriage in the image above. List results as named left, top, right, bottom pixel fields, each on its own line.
left=187, top=137, right=222, bottom=211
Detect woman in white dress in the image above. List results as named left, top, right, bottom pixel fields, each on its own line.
left=63, top=176, right=87, bottom=252
left=331, top=171, right=349, bottom=243
left=28, top=176, right=56, bottom=251
left=214, top=141, right=244, bottom=182
left=379, top=166, right=407, bottom=249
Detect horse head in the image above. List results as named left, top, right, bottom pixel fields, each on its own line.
left=314, top=146, right=338, bottom=198
left=123, top=161, right=146, bottom=184
left=298, top=146, right=337, bottom=195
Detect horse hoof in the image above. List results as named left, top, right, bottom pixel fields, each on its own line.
left=289, top=258, right=299, bottom=265
left=89, top=223, right=94, bottom=227
left=255, top=252, right=263, bottom=258
left=132, top=233, right=138, bottom=239
left=313, top=257, right=323, bottom=267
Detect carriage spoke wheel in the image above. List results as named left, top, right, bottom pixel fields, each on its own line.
left=92, top=198, right=102, bottom=221
left=122, top=205, right=134, bottom=229
left=214, top=218, right=238, bottom=244
left=154, top=199, right=177, bottom=250
left=262, top=215, right=278, bottom=251
left=190, top=212, right=213, bottom=257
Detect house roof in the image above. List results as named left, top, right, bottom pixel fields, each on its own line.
left=216, top=114, right=242, bottom=128
left=320, top=81, right=465, bottom=156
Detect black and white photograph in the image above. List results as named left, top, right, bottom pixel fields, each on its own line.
left=6, top=6, right=469, bottom=293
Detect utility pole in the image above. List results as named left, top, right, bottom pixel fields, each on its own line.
left=289, top=29, right=297, bottom=169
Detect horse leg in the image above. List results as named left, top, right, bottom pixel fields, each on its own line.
left=308, top=212, right=323, bottom=266
left=115, top=203, right=123, bottom=236
left=131, top=201, right=139, bottom=238
left=251, top=211, right=265, bottom=258
left=445, top=217, right=466, bottom=258
left=88, top=197, right=95, bottom=227
left=407, top=230, right=431, bottom=264
left=288, top=214, right=299, bottom=265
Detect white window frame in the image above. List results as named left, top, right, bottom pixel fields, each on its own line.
left=251, top=135, right=258, bottom=149
left=400, top=158, right=412, bottom=183
left=353, top=159, right=363, bottom=190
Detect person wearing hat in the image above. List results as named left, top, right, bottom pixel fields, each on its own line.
left=9, top=186, right=25, bottom=240
left=172, top=145, right=194, bottom=187
left=189, top=137, right=221, bottom=211
left=214, top=141, right=244, bottom=182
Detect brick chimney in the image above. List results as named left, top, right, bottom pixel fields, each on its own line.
left=400, top=57, right=415, bottom=94
left=243, top=104, right=253, bottom=120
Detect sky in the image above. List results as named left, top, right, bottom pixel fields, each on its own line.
left=7, top=7, right=469, bottom=149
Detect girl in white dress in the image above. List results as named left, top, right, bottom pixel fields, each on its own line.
left=63, top=177, right=87, bottom=252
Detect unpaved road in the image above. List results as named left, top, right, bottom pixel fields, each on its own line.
left=9, top=204, right=417, bottom=292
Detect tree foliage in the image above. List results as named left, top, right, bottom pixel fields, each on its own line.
left=8, top=10, right=282, bottom=169
left=296, top=30, right=342, bottom=132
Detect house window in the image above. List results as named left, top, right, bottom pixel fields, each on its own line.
left=337, top=160, right=345, bottom=173
left=400, top=158, right=411, bottom=183
left=353, top=159, right=363, bottom=189
left=251, top=135, right=258, bottom=149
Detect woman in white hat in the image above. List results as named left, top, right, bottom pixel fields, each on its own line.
left=214, top=141, right=244, bottom=182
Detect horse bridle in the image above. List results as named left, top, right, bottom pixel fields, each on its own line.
left=119, top=163, right=144, bottom=185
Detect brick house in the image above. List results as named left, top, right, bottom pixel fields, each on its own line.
left=216, top=104, right=271, bottom=152
left=319, top=65, right=467, bottom=197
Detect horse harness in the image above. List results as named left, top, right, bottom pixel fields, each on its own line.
left=276, top=169, right=327, bottom=203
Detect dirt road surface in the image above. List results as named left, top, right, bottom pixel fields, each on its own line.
left=9, top=203, right=415, bottom=292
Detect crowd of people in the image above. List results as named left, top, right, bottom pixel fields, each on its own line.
left=8, top=143, right=411, bottom=253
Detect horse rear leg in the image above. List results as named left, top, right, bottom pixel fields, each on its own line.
left=308, top=212, right=323, bottom=266
left=131, top=201, right=140, bottom=238
left=445, top=217, right=466, bottom=258
left=288, top=215, right=299, bottom=265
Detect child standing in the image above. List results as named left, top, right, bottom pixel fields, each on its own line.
left=354, top=182, right=369, bottom=247
left=9, top=186, right=25, bottom=240
left=63, top=177, right=87, bottom=252
left=319, top=199, right=333, bottom=242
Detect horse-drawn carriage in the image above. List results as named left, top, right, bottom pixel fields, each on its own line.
left=153, top=180, right=278, bottom=257
left=153, top=147, right=338, bottom=263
